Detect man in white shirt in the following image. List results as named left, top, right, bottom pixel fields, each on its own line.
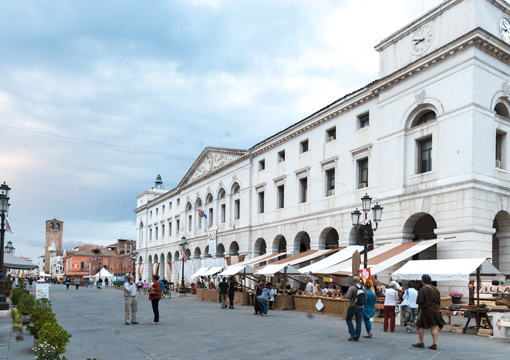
left=404, top=281, right=419, bottom=333
left=123, top=275, right=138, bottom=325
left=305, top=279, right=313, bottom=293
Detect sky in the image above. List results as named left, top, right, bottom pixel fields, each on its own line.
left=0, top=0, right=444, bottom=263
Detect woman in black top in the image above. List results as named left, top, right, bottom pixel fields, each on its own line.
left=228, top=276, right=236, bottom=309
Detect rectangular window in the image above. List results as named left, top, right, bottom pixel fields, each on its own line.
left=419, top=138, right=432, bottom=173
left=358, top=158, right=369, bottom=188
left=258, top=192, right=265, bottom=214
left=208, top=208, right=213, bottom=226
left=326, top=168, right=335, bottom=196
left=162, top=205, right=165, bottom=213
left=176, top=220, right=180, bottom=234
left=150, top=211, right=152, bottom=217
left=327, top=127, right=336, bottom=142
left=358, top=113, right=369, bottom=128
left=299, top=178, right=308, bottom=203
left=156, top=208, right=158, bottom=215
left=300, top=140, right=309, bottom=153
left=149, top=229, right=152, bottom=241
left=169, top=202, right=172, bottom=209
left=221, top=204, right=226, bottom=223
left=155, top=227, right=158, bottom=239
left=177, top=199, right=180, bottom=206
left=259, top=159, right=265, bottom=170
left=234, top=200, right=240, bottom=220
left=277, top=185, right=285, bottom=209
left=169, top=222, right=172, bottom=236
left=496, top=132, right=505, bottom=169
left=278, top=150, right=285, bottom=163
left=188, top=215, right=192, bottom=231
left=162, top=224, right=165, bottom=237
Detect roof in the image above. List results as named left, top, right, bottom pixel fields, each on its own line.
left=4, top=253, right=38, bottom=270
left=255, top=249, right=339, bottom=270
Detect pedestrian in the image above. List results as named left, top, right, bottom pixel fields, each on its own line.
left=412, top=274, right=445, bottom=350
left=65, top=277, right=71, bottom=290
left=85, top=278, right=89, bottom=288
left=124, top=275, right=138, bottom=325
left=98, top=277, right=103, bottom=289
left=28, top=278, right=33, bottom=288
left=105, top=277, right=109, bottom=289
left=306, top=279, right=313, bottom=293
left=137, top=278, right=143, bottom=294
left=345, top=276, right=366, bottom=341
left=384, top=282, right=399, bottom=332
left=362, top=281, right=377, bottom=338
left=313, top=280, right=321, bottom=295
left=253, top=279, right=264, bottom=315
left=74, top=278, right=80, bottom=290
left=404, top=281, right=419, bottom=334
left=143, top=279, right=149, bottom=295
left=149, top=275, right=161, bottom=325
left=269, top=284, right=277, bottom=310
left=228, top=276, right=236, bottom=309
left=257, top=282, right=272, bottom=317
left=217, top=277, right=229, bottom=309
left=158, top=278, right=164, bottom=295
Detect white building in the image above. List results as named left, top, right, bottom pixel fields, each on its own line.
left=135, top=0, right=510, bottom=292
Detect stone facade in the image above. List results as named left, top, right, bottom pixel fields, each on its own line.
left=44, top=219, right=63, bottom=274
left=135, top=0, right=510, bottom=292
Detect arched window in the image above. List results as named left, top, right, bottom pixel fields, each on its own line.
left=50, top=223, right=54, bottom=229
left=80, top=261, right=84, bottom=270
left=413, top=110, right=436, bottom=127
left=56, top=223, right=60, bottom=230
left=218, top=189, right=226, bottom=224
left=495, top=102, right=510, bottom=118
left=232, top=184, right=240, bottom=220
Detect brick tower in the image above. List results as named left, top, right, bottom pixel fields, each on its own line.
left=44, top=219, right=63, bottom=274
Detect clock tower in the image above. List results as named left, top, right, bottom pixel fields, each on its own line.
left=44, top=219, right=63, bottom=274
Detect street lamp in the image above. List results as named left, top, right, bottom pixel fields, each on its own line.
left=179, top=236, right=188, bottom=297
left=0, top=182, right=11, bottom=311
left=351, top=193, right=383, bottom=269
left=130, top=244, right=139, bottom=279
left=4, top=241, right=14, bottom=255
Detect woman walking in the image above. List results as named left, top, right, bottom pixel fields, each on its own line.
left=137, top=278, right=143, bottom=295
left=257, top=282, right=272, bottom=317
left=228, top=276, right=236, bottom=309
left=362, top=281, right=377, bottom=338
left=143, top=279, right=149, bottom=295
left=149, top=275, right=161, bottom=325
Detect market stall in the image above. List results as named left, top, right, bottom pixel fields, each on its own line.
left=293, top=294, right=350, bottom=317
left=298, top=246, right=364, bottom=274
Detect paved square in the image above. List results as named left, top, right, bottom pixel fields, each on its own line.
left=2, top=285, right=509, bottom=360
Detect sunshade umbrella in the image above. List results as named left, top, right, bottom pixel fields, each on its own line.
left=352, top=250, right=361, bottom=277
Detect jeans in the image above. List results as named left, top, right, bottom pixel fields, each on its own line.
left=258, top=299, right=268, bottom=315
left=363, top=307, right=375, bottom=334
left=405, top=307, right=418, bottom=330
left=384, top=306, right=396, bottom=332
left=151, top=299, right=160, bottom=322
left=346, top=307, right=363, bottom=339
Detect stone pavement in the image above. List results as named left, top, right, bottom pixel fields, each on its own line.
left=2, top=284, right=510, bottom=360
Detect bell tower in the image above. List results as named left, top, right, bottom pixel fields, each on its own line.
left=44, top=219, right=63, bottom=274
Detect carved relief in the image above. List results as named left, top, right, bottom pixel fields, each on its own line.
left=189, top=152, right=239, bottom=182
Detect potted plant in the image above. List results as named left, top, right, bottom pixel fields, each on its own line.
left=451, top=323, right=464, bottom=333
left=27, top=299, right=56, bottom=338
left=17, top=293, right=35, bottom=324
left=479, top=302, right=487, bottom=309
left=478, top=324, right=492, bottom=337
left=37, top=322, right=72, bottom=356
left=449, top=292, right=464, bottom=304
left=10, top=288, right=24, bottom=306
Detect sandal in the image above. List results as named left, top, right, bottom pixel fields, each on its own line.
left=363, top=334, right=372, bottom=338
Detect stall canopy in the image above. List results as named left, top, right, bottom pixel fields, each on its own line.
left=392, top=258, right=502, bottom=282
left=3, top=253, right=38, bottom=270
left=191, top=267, right=210, bottom=279
left=255, top=249, right=340, bottom=271
left=94, top=267, right=115, bottom=280
left=219, top=265, right=255, bottom=277
left=201, top=267, right=225, bottom=277
left=316, top=238, right=446, bottom=276
left=299, top=246, right=364, bottom=274
left=255, top=264, right=301, bottom=276
left=233, top=252, right=288, bottom=267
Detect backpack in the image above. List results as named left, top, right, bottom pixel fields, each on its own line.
left=355, top=284, right=366, bottom=306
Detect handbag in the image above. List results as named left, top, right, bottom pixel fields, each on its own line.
left=149, top=287, right=159, bottom=295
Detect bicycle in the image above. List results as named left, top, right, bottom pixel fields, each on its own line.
left=162, top=286, right=172, bottom=299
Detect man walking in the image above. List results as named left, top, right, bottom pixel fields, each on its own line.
left=412, top=274, right=445, bottom=350
left=345, top=276, right=366, bottom=341
left=74, top=278, right=80, bottom=290
left=124, top=275, right=138, bottom=325
left=217, top=277, right=229, bottom=309
left=65, top=277, right=71, bottom=290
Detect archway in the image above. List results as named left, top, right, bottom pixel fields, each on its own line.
left=254, top=238, right=267, bottom=256
left=204, top=245, right=211, bottom=258
left=173, top=251, right=180, bottom=261
left=194, top=247, right=201, bottom=259
left=272, top=235, right=287, bottom=253
left=216, top=243, right=225, bottom=257
left=153, top=254, right=158, bottom=264
left=319, top=227, right=340, bottom=249
left=348, top=226, right=374, bottom=251
left=185, top=249, right=191, bottom=260
left=148, top=255, right=152, bottom=265
left=294, top=231, right=311, bottom=253
left=493, top=211, right=510, bottom=271
left=160, top=253, right=165, bottom=279
left=229, top=241, right=240, bottom=255
left=403, top=212, right=437, bottom=260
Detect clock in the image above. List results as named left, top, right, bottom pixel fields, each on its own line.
left=500, top=17, right=510, bottom=44
left=410, top=26, right=434, bottom=55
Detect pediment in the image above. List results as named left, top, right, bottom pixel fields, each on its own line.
left=179, top=147, right=248, bottom=187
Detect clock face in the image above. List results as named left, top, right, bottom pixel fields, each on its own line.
left=500, top=17, right=510, bottom=44
left=411, top=26, right=434, bottom=55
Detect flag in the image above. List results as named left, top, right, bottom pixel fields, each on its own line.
left=181, top=248, right=186, bottom=263
left=5, top=216, right=14, bottom=234
left=197, top=199, right=207, bottom=219
left=359, top=267, right=375, bottom=292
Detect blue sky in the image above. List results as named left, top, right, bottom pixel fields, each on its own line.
left=0, top=0, right=443, bottom=262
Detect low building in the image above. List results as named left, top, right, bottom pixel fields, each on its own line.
left=107, top=239, right=136, bottom=277
left=62, top=245, right=114, bottom=278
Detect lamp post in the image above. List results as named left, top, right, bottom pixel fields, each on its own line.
left=351, top=193, right=383, bottom=269
left=4, top=241, right=14, bottom=255
left=0, top=182, right=11, bottom=311
left=179, top=236, right=188, bottom=297
left=130, top=244, right=138, bottom=279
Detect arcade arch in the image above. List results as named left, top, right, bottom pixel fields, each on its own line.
left=319, top=227, right=339, bottom=249
left=229, top=241, right=240, bottom=255
left=294, top=231, right=311, bottom=253
left=254, top=238, right=267, bottom=256
left=403, top=212, right=437, bottom=260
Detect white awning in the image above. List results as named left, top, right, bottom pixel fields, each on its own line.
left=299, top=246, right=364, bottom=274
left=191, top=267, right=210, bottom=279
left=219, top=265, right=255, bottom=277
left=201, top=267, right=225, bottom=276
left=255, top=264, right=301, bottom=276
left=256, top=249, right=339, bottom=270
left=4, top=253, right=38, bottom=270
left=234, top=252, right=287, bottom=267
left=392, top=258, right=502, bottom=282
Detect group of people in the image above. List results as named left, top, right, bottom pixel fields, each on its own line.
left=345, top=274, right=445, bottom=350
left=124, top=274, right=163, bottom=325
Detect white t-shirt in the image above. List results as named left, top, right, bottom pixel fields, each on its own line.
left=306, top=282, right=313, bottom=293
left=270, top=289, right=277, bottom=301
left=405, top=288, right=419, bottom=308
left=384, top=288, right=399, bottom=306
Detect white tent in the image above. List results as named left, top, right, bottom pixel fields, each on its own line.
left=94, top=268, right=115, bottom=281
left=392, top=258, right=502, bottom=282
left=191, top=267, right=211, bottom=279
left=201, top=267, right=225, bottom=277
left=255, top=264, right=301, bottom=276
left=219, top=265, right=255, bottom=277
left=299, top=246, right=364, bottom=274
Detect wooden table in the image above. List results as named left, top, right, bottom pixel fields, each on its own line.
left=441, top=308, right=494, bottom=333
